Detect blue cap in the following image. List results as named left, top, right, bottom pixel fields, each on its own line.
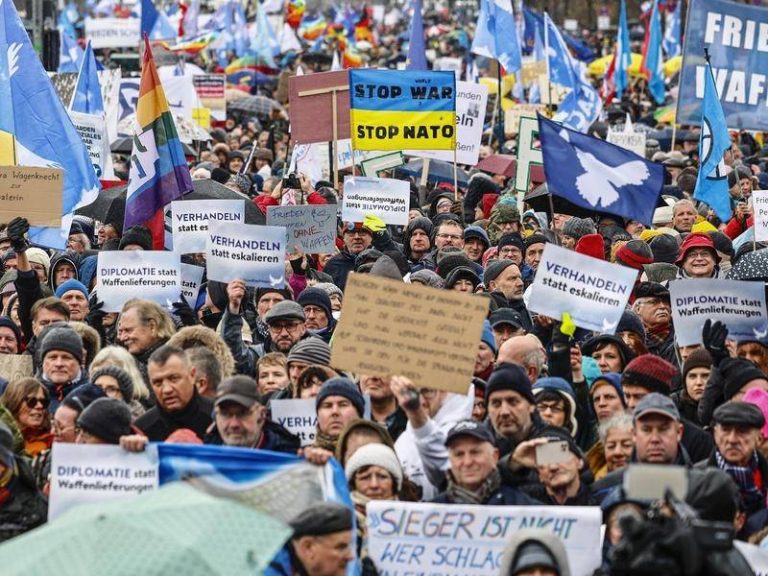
left=480, top=320, right=497, bottom=355
left=55, top=278, right=88, bottom=299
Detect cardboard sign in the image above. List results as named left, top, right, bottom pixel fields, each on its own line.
left=84, top=17, right=141, bottom=49
left=0, top=354, right=33, bottom=380
left=406, top=81, right=489, bottom=166
left=171, top=199, right=245, bottom=254
left=514, top=116, right=543, bottom=193
left=69, top=111, right=115, bottom=180
left=367, top=501, right=602, bottom=576
left=505, top=104, right=547, bottom=137
left=753, top=190, right=768, bottom=242
left=331, top=274, right=489, bottom=394
left=350, top=69, right=456, bottom=151
left=270, top=398, right=318, bottom=447
left=97, top=251, right=182, bottom=312
left=49, top=443, right=159, bottom=520
left=528, top=244, right=637, bottom=333
left=669, top=279, right=768, bottom=346
left=266, top=205, right=337, bottom=254
left=288, top=70, right=351, bottom=144
left=192, top=74, right=226, bottom=121
left=0, top=167, right=63, bottom=227
left=341, top=176, right=410, bottom=226
left=206, top=221, right=286, bottom=287
left=607, top=129, right=647, bottom=158
left=180, top=263, right=205, bottom=308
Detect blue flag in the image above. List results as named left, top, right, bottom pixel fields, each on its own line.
left=538, top=115, right=664, bottom=225
left=543, top=12, right=576, bottom=88
left=663, top=0, right=681, bottom=58
left=70, top=41, right=104, bottom=114
left=1, top=0, right=99, bottom=248
left=694, top=62, right=731, bottom=221
left=140, top=0, right=159, bottom=36
left=471, top=0, right=521, bottom=73
left=57, top=28, right=83, bottom=73
left=615, top=0, right=631, bottom=99
left=407, top=0, right=427, bottom=70
left=642, top=0, right=665, bottom=104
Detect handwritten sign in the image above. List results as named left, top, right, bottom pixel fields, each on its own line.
left=504, top=104, right=547, bottom=137
left=607, top=129, right=647, bottom=158
left=266, top=205, right=337, bottom=254
left=171, top=199, right=245, bottom=254
left=97, top=251, right=181, bottom=312
left=527, top=244, right=637, bottom=333
left=180, top=263, right=205, bottom=308
left=342, top=176, right=410, bottom=226
left=367, top=501, right=602, bottom=576
left=669, top=278, right=768, bottom=346
left=331, top=274, right=488, bottom=394
left=753, top=190, right=768, bottom=242
left=0, top=167, right=63, bottom=227
left=206, top=221, right=286, bottom=287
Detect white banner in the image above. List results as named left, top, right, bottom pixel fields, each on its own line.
left=171, top=199, right=245, bottom=254
left=405, top=81, right=489, bottom=166
left=294, top=139, right=371, bottom=186
left=753, top=190, right=768, bottom=242
left=669, top=278, right=768, bottom=346
left=736, top=541, right=768, bottom=575
left=180, top=263, right=205, bottom=308
left=342, top=176, right=410, bottom=226
left=607, top=129, right=647, bottom=158
left=162, top=74, right=199, bottom=121
left=367, top=501, right=602, bottom=576
left=49, top=443, right=159, bottom=520
left=266, top=204, right=337, bottom=254
left=99, top=69, right=122, bottom=145
left=527, top=244, right=637, bottom=333
left=270, top=398, right=318, bottom=447
left=97, top=251, right=181, bottom=312
left=84, top=17, right=141, bottom=49
left=68, top=111, right=115, bottom=180
left=206, top=221, right=286, bottom=287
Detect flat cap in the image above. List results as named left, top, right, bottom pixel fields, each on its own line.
left=264, top=300, right=305, bottom=324
left=713, top=401, right=766, bottom=429
left=289, top=502, right=353, bottom=538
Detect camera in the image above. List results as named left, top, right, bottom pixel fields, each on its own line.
left=283, top=173, right=301, bottom=190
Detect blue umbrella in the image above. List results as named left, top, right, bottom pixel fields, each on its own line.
left=397, top=158, right=470, bottom=186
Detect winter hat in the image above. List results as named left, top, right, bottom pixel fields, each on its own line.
left=581, top=335, right=634, bottom=368
left=287, top=337, right=332, bottom=367
left=255, top=287, right=293, bottom=305
left=708, top=231, right=734, bottom=259
left=61, top=384, right=106, bottom=413
left=313, top=282, right=343, bottom=301
left=25, top=247, right=51, bottom=278
left=497, top=233, right=525, bottom=255
left=533, top=377, right=579, bottom=435
left=480, top=320, right=497, bottom=355
left=721, top=357, right=767, bottom=401
left=464, top=225, right=491, bottom=250
left=76, top=398, right=132, bottom=444
left=410, top=269, right=445, bottom=289
left=118, top=226, right=153, bottom=251
left=616, top=309, right=646, bottom=340
left=524, top=233, right=548, bottom=250
left=589, top=373, right=626, bottom=406
left=316, top=377, right=365, bottom=417
left=298, top=288, right=333, bottom=323
left=486, top=362, right=535, bottom=404
left=484, top=259, right=517, bottom=285
left=345, top=443, right=403, bottom=490
left=210, top=167, right=231, bottom=184
left=648, top=233, right=680, bottom=264
left=290, top=502, right=353, bottom=538
left=562, top=217, right=596, bottom=241
left=615, top=239, right=654, bottom=270
left=264, top=301, right=305, bottom=323
left=675, top=233, right=720, bottom=265
left=743, top=388, right=768, bottom=440
left=445, top=266, right=481, bottom=290
left=0, top=316, right=21, bottom=349
left=90, top=366, right=134, bottom=403
left=54, top=279, right=89, bottom=299
left=39, top=325, right=84, bottom=363
left=575, top=234, right=604, bottom=260
left=436, top=251, right=476, bottom=279
left=621, top=354, right=678, bottom=394
left=682, top=349, right=712, bottom=381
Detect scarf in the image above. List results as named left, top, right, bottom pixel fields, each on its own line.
left=313, top=430, right=338, bottom=452
left=444, top=468, right=501, bottom=505
left=646, top=323, right=671, bottom=349
left=715, top=450, right=765, bottom=514
left=22, top=427, right=53, bottom=457
left=254, top=316, right=270, bottom=343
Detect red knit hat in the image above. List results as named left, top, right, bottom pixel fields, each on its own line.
left=575, top=233, right=604, bottom=260
left=675, top=233, right=720, bottom=265
left=621, top=354, right=678, bottom=394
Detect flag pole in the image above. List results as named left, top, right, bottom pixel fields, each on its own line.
left=496, top=65, right=503, bottom=149
left=543, top=13, right=556, bottom=227
left=453, top=145, right=458, bottom=202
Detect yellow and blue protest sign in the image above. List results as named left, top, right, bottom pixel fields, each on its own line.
left=350, top=70, right=456, bottom=151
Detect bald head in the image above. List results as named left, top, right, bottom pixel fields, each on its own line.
left=497, top=334, right=546, bottom=382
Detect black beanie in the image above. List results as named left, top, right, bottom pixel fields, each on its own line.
left=721, top=358, right=767, bottom=401
left=0, top=316, right=21, bottom=348
left=486, top=362, right=535, bottom=404
left=497, top=233, right=525, bottom=255
left=90, top=366, right=135, bottom=403
left=648, top=234, right=680, bottom=264
left=297, top=288, right=332, bottom=323
left=76, top=398, right=132, bottom=444
left=524, top=233, right=548, bottom=250
left=118, top=226, right=153, bottom=251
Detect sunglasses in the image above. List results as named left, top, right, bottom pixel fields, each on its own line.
left=24, top=396, right=50, bottom=409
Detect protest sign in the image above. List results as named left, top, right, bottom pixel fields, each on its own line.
left=504, top=104, right=547, bottom=137
left=288, top=70, right=351, bottom=144
left=97, top=251, right=181, bottom=312
left=367, top=501, right=602, bottom=576
left=270, top=398, right=318, bottom=446
left=171, top=199, right=245, bottom=254
left=677, top=0, right=768, bottom=130
left=736, top=541, right=768, bottom=576
left=515, top=116, right=543, bottom=193
left=192, top=74, right=226, bottom=120
left=669, top=279, right=768, bottom=346
left=266, top=204, right=337, bottom=254
left=99, top=69, right=122, bottom=144
left=753, top=190, right=768, bottom=242
left=0, top=355, right=33, bottom=380
left=528, top=244, right=637, bottom=333
left=180, top=263, right=205, bottom=308
left=406, top=81, right=488, bottom=166
left=84, top=17, right=140, bottom=49
left=206, top=221, right=286, bottom=287
left=350, top=69, right=456, bottom=151
left=49, top=443, right=159, bottom=520
left=360, top=152, right=405, bottom=177
left=331, top=274, right=489, bottom=394
left=607, top=127, right=647, bottom=157
left=0, top=167, right=63, bottom=227
left=68, top=111, right=115, bottom=179
left=162, top=74, right=198, bottom=121
left=342, top=176, right=410, bottom=226
left=294, top=139, right=370, bottom=185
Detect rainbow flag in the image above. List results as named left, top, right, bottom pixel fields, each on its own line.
left=342, top=48, right=363, bottom=68
left=164, top=31, right=217, bottom=54
left=124, top=37, right=192, bottom=248
left=299, top=14, right=327, bottom=40
left=285, top=0, right=304, bottom=29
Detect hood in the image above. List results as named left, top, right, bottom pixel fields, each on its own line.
left=402, top=217, right=433, bottom=261
left=78, top=255, right=98, bottom=292
left=498, top=528, right=572, bottom=576
left=488, top=200, right=521, bottom=244
left=48, top=252, right=81, bottom=291
left=167, top=325, right=236, bottom=377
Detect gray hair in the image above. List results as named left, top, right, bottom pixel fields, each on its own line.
left=598, top=412, right=633, bottom=444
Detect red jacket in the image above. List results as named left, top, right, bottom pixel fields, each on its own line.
left=724, top=215, right=753, bottom=240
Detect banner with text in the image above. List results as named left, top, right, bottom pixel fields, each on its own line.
left=753, top=190, right=768, bottom=242
left=607, top=128, right=646, bottom=158
left=180, top=263, right=205, bottom=308
left=0, top=167, right=63, bottom=227
left=84, top=17, right=141, bottom=49
left=267, top=205, right=337, bottom=254
left=341, top=176, right=410, bottom=226
left=527, top=244, right=637, bottom=333
left=171, top=199, right=245, bottom=254
left=669, top=278, right=768, bottom=346
left=270, top=399, right=318, bottom=446
left=192, top=74, right=226, bottom=120
left=367, top=501, right=602, bottom=576
left=97, top=251, right=181, bottom=312
left=206, top=221, right=286, bottom=287
left=68, top=111, right=115, bottom=179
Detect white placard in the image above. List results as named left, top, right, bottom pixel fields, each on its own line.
left=266, top=204, right=338, bottom=254
left=736, top=541, right=768, bottom=575
left=180, top=263, right=205, bottom=308
left=49, top=443, right=159, bottom=520
left=99, top=68, right=122, bottom=144
left=405, top=81, right=489, bottom=166
left=294, top=139, right=371, bottom=185
left=753, top=190, right=768, bottom=242
left=527, top=244, right=638, bottom=333
left=367, top=501, right=602, bottom=576
left=607, top=129, right=647, bottom=158
left=97, top=251, right=181, bottom=312
left=171, top=199, right=245, bottom=254
left=515, top=115, right=543, bottom=192
left=669, top=278, right=768, bottom=346
left=341, top=176, right=410, bottom=226
left=270, top=398, right=318, bottom=447
left=162, top=74, right=199, bottom=121
left=84, top=17, right=141, bottom=49
left=205, top=221, right=286, bottom=287
left=564, top=19, right=579, bottom=31
left=68, top=111, right=115, bottom=180
left=597, top=15, right=611, bottom=30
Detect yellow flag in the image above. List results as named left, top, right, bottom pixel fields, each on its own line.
left=0, top=131, right=16, bottom=166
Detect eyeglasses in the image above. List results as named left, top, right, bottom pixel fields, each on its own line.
left=269, top=321, right=303, bottom=334
left=537, top=401, right=565, bottom=414
left=686, top=249, right=714, bottom=260
left=24, top=396, right=50, bottom=409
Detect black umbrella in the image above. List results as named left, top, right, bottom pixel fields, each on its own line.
left=727, top=248, right=768, bottom=282
left=397, top=158, right=470, bottom=186
left=227, top=95, right=284, bottom=115
left=523, top=183, right=597, bottom=219
left=111, top=137, right=197, bottom=156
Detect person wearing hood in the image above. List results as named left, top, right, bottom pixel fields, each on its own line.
left=585, top=373, right=627, bottom=479
left=445, top=266, right=481, bottom=292
left=463, top=225, right=491, bottom=263
left=47, top=251, right=80, bottom=293
left=35, top=325, right=89, bottom=412
left=498, top=528, right=571, bottom=576
left=323, top=221, right=374, bottom=291
left=532, top=378, right=579, bottom=438
left=670, top=348, right=712, bottom=425
left=463, top=172, right=499, bottom=224
left=484, top=260, right=534, bottom=333
left=297, top=288, right=336, bottom=343
left=488, top=202, right=521, bottom=245
left=675, top=232, right=723, bottom=279
left=401, top=216, right=435, bottom=272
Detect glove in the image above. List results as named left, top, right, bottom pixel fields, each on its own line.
left=560, top=312, right=577, bottom=338
left=450, top=200, right=464, bottom=219
left=363, top=213, right=386, bottom=234
left=172, top=295, right=198, bottom=327
left=85, top=298, right=106, bottom=327
left=702, top=318, right=729, bottom=366
left=6, top=217, right=29, bottom=253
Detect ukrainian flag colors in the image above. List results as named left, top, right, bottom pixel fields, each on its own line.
left=125, top=38, right=192, bottom=232
left=349, top=70, right=456, bottom=151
